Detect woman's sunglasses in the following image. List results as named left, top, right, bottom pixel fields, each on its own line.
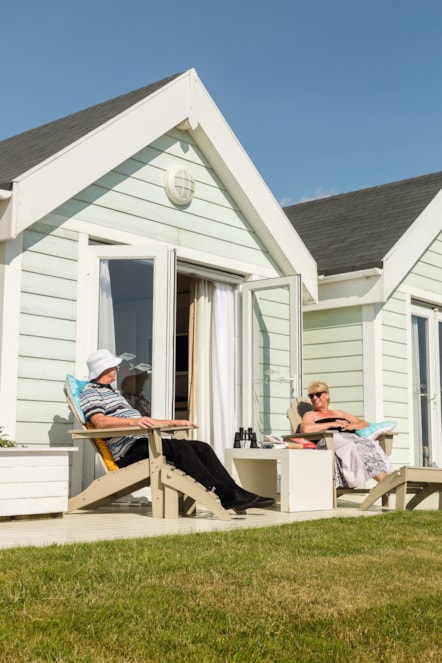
left=308, top=391, right=326, bottom=399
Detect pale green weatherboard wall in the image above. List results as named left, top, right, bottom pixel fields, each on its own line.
left=380, top=291, right=409, bottom=465
left=389, top=230, right=442, bottom=464
left=302, top=307, right=365, bottom=415
left=14, top=129, right=282, bottom=446
left=54, top=129, right=278, bottom=270
left=16, top=223, right=79, bottom=446
left=303, top=230, right=442, bottom=469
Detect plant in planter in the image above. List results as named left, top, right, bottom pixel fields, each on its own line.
left=0, top=426, right=17, bottom=447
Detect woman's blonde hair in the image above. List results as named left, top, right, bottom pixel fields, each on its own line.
left=307, top=380, right=329, bottom=395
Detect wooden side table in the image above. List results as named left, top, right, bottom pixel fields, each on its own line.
left=224, top=447, right=334, bottom=512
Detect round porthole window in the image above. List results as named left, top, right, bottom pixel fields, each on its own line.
left=164, top=166, right=195, bottom=206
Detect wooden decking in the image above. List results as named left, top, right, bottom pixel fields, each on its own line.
left=1, top=490, right=440, bottom=550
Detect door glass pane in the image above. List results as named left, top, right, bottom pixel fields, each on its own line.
left=412, top=315, right=430, bottom=465
left=251, top=286, right=292, bottom=438
left=99, top=259, right=154, bottom=411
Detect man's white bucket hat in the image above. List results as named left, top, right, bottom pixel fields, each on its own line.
left=87, top=349, right=122, bottom=380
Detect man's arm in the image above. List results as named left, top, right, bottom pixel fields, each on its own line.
left=89, top=413, right=198, bottom=430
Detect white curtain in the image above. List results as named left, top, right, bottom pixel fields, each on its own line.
left=188, top=280, right=213, bottom=442
left=98, top=260, right=116, bottom=354
left=212, top=283, right=236, bottom=460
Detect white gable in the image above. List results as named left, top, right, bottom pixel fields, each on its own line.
left=1, top=69, right=317, bottom=302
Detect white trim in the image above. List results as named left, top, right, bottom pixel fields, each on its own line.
left=401, top=283, right=442, bottom=308
left=383, top=188, right=442, bottom=299
left=83, top=244, right=175, bottom=419
left=189, top=75, right=317, bottom=301
left=303, top=270, right=384, bottom=311
left=177, top=261, right=243, bottom=284
left=5, top=69, right=317, bottom=302
left=74, top=232, right=92, bottom=380
left=55, top=215, right=281, bottom=281
left=10, top=75, right=192, bottom=238
left=362, top=303, right=383, bottom=421
left=241, top=275, right=302, bottom=425
left=0, top=194, right=14, bottom=241
left=405, top=293, right=415, bottom=464
left=318, top=268, right=383, bottom=283
left=409, top=299, right=442, bottom=467
left=0, top=236, right=23, bottom=437
left=175, top=247, right=278, bottom=281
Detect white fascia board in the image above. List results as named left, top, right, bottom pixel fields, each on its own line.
left=382, top=188, right=442, bottom=299
left=187, top=74, right=318, bottom=303
left=0, top=235, right=23, bottom=437
left=303, top=268, right=384, bottom=311
left=0, top=196, right=13, bottom=241
left=9, top=72, right=193, bottom=238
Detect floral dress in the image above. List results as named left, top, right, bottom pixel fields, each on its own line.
left=317, top=431, right=393, bottom=488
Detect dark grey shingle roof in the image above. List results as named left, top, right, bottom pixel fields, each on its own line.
left=0, top=73, right=182, bottom=189
left=284, top=171, right=442, bottom=276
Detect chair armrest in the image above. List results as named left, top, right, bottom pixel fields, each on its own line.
left=282, top=430, right=336, bottom=450
left=377, top=432, right=396, bottom=456
left=69, top=424, right=194, bottom=439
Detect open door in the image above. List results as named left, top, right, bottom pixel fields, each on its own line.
left=87, top=245, right=176, bottom=419
left=241, top=275, right=302, bottom=439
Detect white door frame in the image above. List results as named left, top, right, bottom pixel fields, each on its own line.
left=411, top=302, right=442, bottom=467
left=241, top=275, right=302, bottom=431
left=84, top=244, right=176, bottom=419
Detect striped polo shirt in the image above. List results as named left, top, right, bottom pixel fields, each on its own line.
left=79, top=381, right=145, bottom=461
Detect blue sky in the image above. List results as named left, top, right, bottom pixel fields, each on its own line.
left=1, top=0, right=442, bottom=204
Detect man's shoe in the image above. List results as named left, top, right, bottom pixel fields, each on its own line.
left=222, top=489, right=260, bottom=511
left=253, top=495, right=275, bottom=508
left=237, top=488, right=275, bottom=508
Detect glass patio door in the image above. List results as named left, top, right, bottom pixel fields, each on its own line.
left=87, top=245, right=176, bottom=419
left=241, top=275, right=302, bottom=439
left=411, top=304, right=442, bottom=467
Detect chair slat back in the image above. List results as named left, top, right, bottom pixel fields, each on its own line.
left=64, top=375, right=119, bottom=472
left=287, top=397, right=314, bottom=434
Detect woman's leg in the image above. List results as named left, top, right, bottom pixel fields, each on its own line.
left=332, top=433, right=369, bottom=488
left=353, top=437, right=393, bottom=481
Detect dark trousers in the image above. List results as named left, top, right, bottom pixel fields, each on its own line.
left=117, top=438, right=237, bottom=502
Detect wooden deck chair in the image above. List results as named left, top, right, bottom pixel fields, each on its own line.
left=359, top=466, right=442, bottom=511
left=285, top=396, right=395, bottom=508
left=64, top=375, right=230, bottom=520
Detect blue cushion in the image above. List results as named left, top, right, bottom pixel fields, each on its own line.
left=66, top=374, right=88, bottom=424
left=357, top=420, right=396, bottom=440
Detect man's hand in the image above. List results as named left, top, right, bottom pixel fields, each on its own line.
left=136, top=417, right=157, bottom=429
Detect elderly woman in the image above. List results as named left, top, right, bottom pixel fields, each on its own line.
left=301, top=380, right=393, bottom=488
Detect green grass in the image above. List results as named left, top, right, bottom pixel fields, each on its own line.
left=1, top=511, right=441, bottom=662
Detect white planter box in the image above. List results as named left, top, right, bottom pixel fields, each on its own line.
left=0, top=447, right=76, bottom=518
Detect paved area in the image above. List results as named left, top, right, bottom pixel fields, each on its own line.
left=0, top=497, right=384, bottom=549
left=1, top=493, right=439, bottom=550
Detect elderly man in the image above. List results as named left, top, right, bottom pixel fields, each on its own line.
left=80, top=349, right=274, bottom=512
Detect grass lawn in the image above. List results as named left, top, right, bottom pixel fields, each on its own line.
left=0, top=511, right=441, bottom=662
